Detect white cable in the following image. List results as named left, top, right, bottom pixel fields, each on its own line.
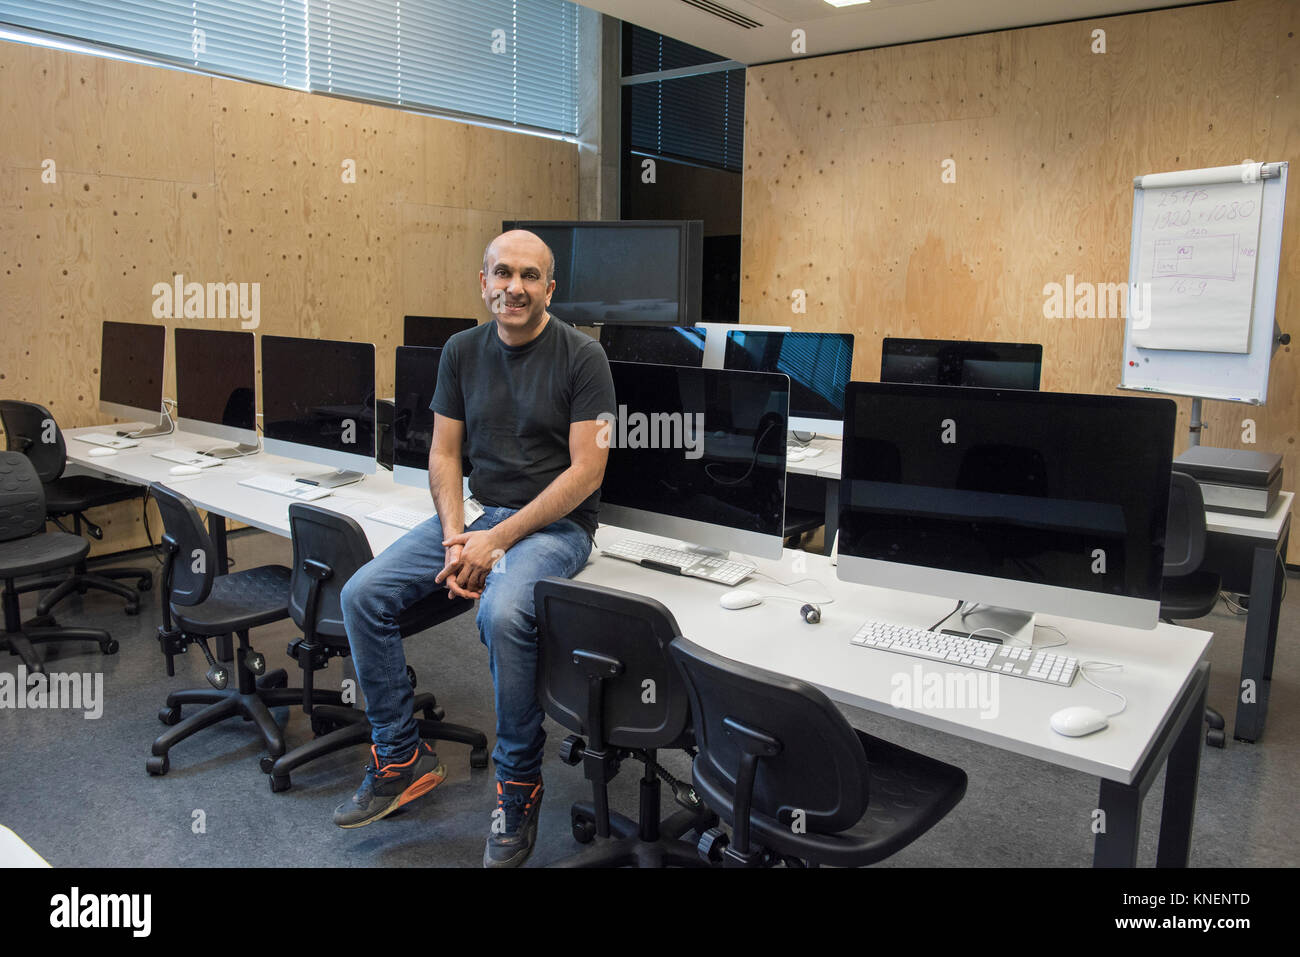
left=1078, top=661, right=1127, bottom=717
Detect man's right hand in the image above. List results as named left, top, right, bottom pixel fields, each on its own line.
left=441, top=544, right=479, bottom=600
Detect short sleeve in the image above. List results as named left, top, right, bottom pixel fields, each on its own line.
left=431, top=340, right=464, bottom=420
left=569, top=340, right=616, bottom=424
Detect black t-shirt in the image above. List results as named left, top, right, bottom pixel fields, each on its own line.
left=431, top=317, right=615, bottom=539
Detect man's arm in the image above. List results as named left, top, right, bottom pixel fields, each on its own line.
left=428, top=413, right=476, bottom=600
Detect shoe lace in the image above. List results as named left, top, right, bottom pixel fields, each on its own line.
left=496, top=782, right=537, bottom=832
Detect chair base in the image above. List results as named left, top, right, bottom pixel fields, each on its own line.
left=265, top=693, right=490, bottom=792
left=3, top=580, right=115, bottom=673
left=551, top=804, right=714, bottom=868
left=18, top=565, right=152, bottom=617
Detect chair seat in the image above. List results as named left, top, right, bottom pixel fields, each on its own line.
left=172, top=564, right=292, bottom=635
left=693, top=728, right=967, bottom=868
left=1160, top=571, right=1222, bottom=622
left=398, top=589, right=475, bottom=638
left=44, top=475, right=141, bottom=514
left=0, top=530, right=89, bottom=578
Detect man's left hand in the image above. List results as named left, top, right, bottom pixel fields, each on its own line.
left=439, top=529, right=509, bottom=595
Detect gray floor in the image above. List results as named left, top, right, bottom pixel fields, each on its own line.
left=2, top=528, right=1297, bottom=868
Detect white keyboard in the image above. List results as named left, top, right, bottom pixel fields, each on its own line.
left=367, top=506, right=433, bottom=530
left=74, top=433, right=138, bottom=449
left=601, top=538, right=755, bottom=587
left=152, top=449, right=222, bottom=468
left=237, top=474, right=333, bottom=501
left=850, top=619, right=1078, bottom=686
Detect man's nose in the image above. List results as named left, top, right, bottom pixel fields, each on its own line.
left=506, top=273, right=525, bottom=295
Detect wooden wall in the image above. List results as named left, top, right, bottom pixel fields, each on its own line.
left=0, top=40, right=578, bottom=555
left=741, top=0, right=1299, bottom=560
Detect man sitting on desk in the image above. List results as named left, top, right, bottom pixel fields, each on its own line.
left=335, top=229, right=614, bottom=868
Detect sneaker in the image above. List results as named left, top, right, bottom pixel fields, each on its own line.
left=333, top=742, right=446, bottom=829
left=483, top=778, right=544, bottom=868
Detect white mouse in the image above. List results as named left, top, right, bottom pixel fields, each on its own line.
left=786, top=449, right=807, bottom=462
left=169, top=464, right=202, bottom=476
left=719, top=589, right=763, bottom=611
left=1050, top=705, right=1110, bottom=737
left=88, top=447, right=118, bottom=457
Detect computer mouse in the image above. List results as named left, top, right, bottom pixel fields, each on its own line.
left=719, top=589, right=763, bottom=610
left=1050, top=706, right=1110, bottom=737
left=88, top=447, right=118, bottom=457
left=787, top=448, right=807, bottom=463
left=169, top=465, right=203, bottom=476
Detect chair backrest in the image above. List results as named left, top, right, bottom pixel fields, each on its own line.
left=534, top=577, right=691, bottom=750
left=287, top=503, right=374, bottom=639
left=1164, top=471, right=1206, bottom=578
left=0, top=452, right=47, bottom=544
left=149, top=482, right=217, bottom=606
left=669, top=636, right=870, bottom=835
left=0, top=400, right=66, bottom=483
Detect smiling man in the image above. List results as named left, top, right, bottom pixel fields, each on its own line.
left=335, top=229, right=615, bottom=867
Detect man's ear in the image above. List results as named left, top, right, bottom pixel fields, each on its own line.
left=545, top=279, right=556, bottom=305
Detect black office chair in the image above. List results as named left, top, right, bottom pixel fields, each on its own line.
left=0, top=452, right=116, bottom=673
left=147, top=482, right=303, bottom=775
left=534, top=578, right=715, bottom=867
left=670, top=637, right=967, bottom=867
left=266, top=503, right=488, bottom=791
left=0, top=401, right=152, bottom=618
left=1161, top=470, right=1227, bottom=748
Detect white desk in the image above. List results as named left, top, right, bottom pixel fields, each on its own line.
left=66, top=424, right=1212, bottom=867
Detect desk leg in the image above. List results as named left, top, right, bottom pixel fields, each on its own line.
left=1094, top=779, right=1141, bottom=868
left=1262, top=529, right=1287, bottom=683
left=822, top=479, right=839, bottom=557
left=1156, top=669, right=1208, bottom=867
left=207, top=513, right=228, bottom=577
left=1234, top=542, right=1281, bottom=742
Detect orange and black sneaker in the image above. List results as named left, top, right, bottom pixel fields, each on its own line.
left=332, top=742, right=446, bottom=829
left=483, top=777, right=544, bottom=868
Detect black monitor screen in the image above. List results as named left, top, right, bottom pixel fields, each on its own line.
left=880, top=338, right=1042, bottom=390
left=174, top=329, right=255, bottom=431
left=724, top=331, right=854, bottom=423
left=100, top=321, right=165, bottom=413
left=261, top=336, right=376, bottom=456
left=840, top=383, right=1175, bottom=601
left=393, top=345, right=440, bottom=471
left=601, top=362, right=788, bottom=536
left=600, top=325, right=705, bottom=367
left=404, top=316, right=477, bottom=348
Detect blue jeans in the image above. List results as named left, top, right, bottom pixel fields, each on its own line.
left=339, top=507, right=592, bottom=781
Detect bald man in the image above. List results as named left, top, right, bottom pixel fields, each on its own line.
left=335, top=230, right=615, bottom=868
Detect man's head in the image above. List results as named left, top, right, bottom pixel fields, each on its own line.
left=481, top=230, right=556, bottom=339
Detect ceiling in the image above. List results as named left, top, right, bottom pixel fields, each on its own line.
left=577, top=0, right=1217, bottom=67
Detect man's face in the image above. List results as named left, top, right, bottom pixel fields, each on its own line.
left=480, top=234, right=555, bottom=332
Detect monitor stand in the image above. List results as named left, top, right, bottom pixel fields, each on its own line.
left=957, top=604, right=1036, bottom=647
left=205, top=443, right=260, bottom=459
left=296, top=469, right=364, bottom=489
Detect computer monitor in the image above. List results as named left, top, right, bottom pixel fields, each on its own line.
left=174, top=328, right=258, bottom=456
left=599, top=325, right=705, bottom=367
left=599, top=362, right=790, bottom=560
left=724, top=331, right=855, bottom=436
left=695, top=322, right=791, bottom=370
left=261, top=336, right=377, bottom=486
left=880, top=338, right=1043, bottom=390
left=837, top=383, right=1176, bottom=640
left=100, top=320, right=166, bottom=427
left=392, top=345, right=441, bottom=489
left=501, top=220, right=703, bottom=326
left=404, top=316, right=477, bottom=348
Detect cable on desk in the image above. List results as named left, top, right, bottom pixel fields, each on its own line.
left=125, top=398, right=176, bottom=439
left=1078, top=661, right=1127, bottom=718
left=928, top=600, right=964, bottom=632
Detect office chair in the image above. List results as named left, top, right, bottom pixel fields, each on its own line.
left=147, top=482, right=304, bottom=775
left=0, top=452, right=116, bottom=673
left=266, top=503, right=488, bottom=791
left=533, top=578, right=715, bottom=867
left=0, top=401, right=152, bottom=618
left=670, top=637, right=968, bottom=867
left=1161, top=471, right=1227, bottom=748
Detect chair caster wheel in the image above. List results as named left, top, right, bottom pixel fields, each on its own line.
left=259, top=756, right=276, bottom=774
left=470, top=747, right=490, bottom=769
left=100, top=639, right=119, bottom=655
left=406, top=666, right=417, bottom=689
left=270, top=774, right=291, bottom=793
left=427, top=706, right=445, bottom=722
left=158, top=706, right=181, bottom=726
left=1206, top=729, right=1226, bottom=748
left=571, top=811, right=596, bottom=845
left=137, top=578, right=153, bottom=592
left=146, top=755, right=170, bottom=776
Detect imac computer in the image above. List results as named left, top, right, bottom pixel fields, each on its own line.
left=392, top=345, right=441, bottom=489
left=880, top=338, right=1043, bottom=390
left=261, top=335, right=377, bottom=487
left=599, top=362, right=790, bottom=560
left=724, top=330, right=855, bottom=436
left=100, top=320, right=168, bottom=433
left=695, top=322, right=791, bottom=370
left=599, top=325, right=706, bottom=367
left=837, top=382, right=1176, bottom=642
left=404, top=316, right=477, bottom=348
left=174, top=328, right=258, bottom=457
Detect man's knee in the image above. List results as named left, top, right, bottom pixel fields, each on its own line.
left=341, top=561, right=396, bottom=623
